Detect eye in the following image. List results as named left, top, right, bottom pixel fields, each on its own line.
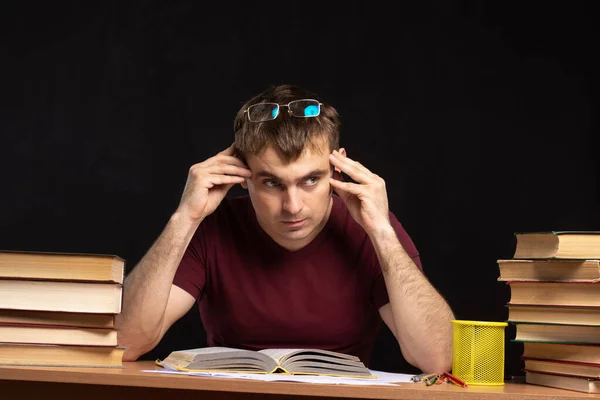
left=263, top=179, right=280, bottom=189
left=304, top=177, right=319, bottom=186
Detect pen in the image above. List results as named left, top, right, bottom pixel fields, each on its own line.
left=443, top=371, right=468, bottom=388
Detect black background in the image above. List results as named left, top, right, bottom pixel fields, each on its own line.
left=1, top=1, right=597, bottom=376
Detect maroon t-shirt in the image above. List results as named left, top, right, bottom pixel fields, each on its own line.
left=173, top=195, right=422, bottom=366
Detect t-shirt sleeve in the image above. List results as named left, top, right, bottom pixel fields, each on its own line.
left=172, top=224, right=208, bottom=300
left=371, top=211, right=423, bottom=309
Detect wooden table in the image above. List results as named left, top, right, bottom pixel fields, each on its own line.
left=1, top=361, right=599, bottom=399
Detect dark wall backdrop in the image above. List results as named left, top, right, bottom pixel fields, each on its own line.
left=1, top=1, right=597, bottom=376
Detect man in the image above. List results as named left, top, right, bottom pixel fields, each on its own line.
left=116, top=84, right=454, bottom=373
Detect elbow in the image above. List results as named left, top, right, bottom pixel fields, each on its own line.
left=118, top=333, right=159, bottom=362
left=419, top=356, right=452, bottom=374
left=402, top=343, right=453, bottom=374
left=122, top=347, right=144, bottom=362
left=116, top=318, right=163, bottom=362
left=416, top=346, right=453, bottom=374
left=122, top=349, right=140, bottom=362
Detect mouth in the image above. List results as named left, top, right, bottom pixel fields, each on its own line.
left=281, top=219, right=307, bottom=228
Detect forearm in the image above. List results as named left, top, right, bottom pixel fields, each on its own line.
left=116, top=210, right=201, bottom=353
left=371, top=226, right=454, bottom=373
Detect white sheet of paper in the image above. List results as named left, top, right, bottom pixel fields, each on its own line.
left=141, top=368, right=414, bottom=386
left=368, top=370, right=414, bottom=383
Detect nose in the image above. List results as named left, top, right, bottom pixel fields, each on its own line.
left=282, top=187, right=303, bottom=215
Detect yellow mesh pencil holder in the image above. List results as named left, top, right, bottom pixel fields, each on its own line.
left=451, top=320, right=507, bottom=386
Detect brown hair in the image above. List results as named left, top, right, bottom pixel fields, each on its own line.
left=233, top=84, right=340, bottom=162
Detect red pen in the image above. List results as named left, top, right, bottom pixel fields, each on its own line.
left=443, top=371, right=468, bottom=388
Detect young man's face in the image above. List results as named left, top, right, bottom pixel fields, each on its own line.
left=243, top=140, right=335, bottom=251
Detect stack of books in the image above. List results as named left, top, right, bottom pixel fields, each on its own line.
left=0, top=250, right=125, bottom=367
left=498, top=231, right=600, bottom=394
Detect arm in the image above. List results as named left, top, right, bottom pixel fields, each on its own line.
left=116, top=144, right=252, bottom=361
left=374, top=228, right=453, bottom=373
left=329, top=149, right=453, bottom=373
left=115, top=212, right=199, bottom=361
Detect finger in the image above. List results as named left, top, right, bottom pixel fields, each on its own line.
left=209, top=164, right=252, bottom=178
left=329, top=178, right=363, bottom=196
left=217, top=154, right=250, bottom=169
left=329, top=151, right=371, bottom=183
left=205, top=175, right=246, bottom=188
left=332, top=150, right=372, bottom=175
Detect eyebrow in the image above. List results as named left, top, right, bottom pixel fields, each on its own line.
left=256, top=168, right=331, bottom=182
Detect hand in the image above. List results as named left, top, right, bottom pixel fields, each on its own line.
left=177, top=144, right=252, bottom=223
left=329, top=150, right=391, bottom=236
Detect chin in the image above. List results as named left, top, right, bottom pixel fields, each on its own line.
left=277, top=225, right=314, bottom=241
left=279, top=229, right=310, bottom=240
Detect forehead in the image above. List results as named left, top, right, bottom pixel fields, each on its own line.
left=246, top=144, right=331, bottom=180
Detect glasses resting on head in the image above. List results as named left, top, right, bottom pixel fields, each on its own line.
left=244, top=99, right=323, bottom=122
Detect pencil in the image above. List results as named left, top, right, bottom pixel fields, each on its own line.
left=443, top=371, right=468, bottom=388
left=412, top=372, right=438, bottom=382
left=425, top=375, right=439, bottom=386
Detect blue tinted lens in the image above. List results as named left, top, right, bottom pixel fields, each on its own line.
left=271, top=106, right=279, bottom=119
left=303, top=105, right=319, bottom=116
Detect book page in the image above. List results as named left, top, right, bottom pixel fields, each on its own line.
left=258, top=348, right=305, bottom=362
left=259, top=348, right=359, bottom=363
left=163, top=347, right=277, bottom=372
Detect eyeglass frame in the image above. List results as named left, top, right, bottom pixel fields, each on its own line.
left=243, top=99, right=324, bottom=122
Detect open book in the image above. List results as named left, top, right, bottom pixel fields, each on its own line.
left=158, top=347, right=373, bottom=378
